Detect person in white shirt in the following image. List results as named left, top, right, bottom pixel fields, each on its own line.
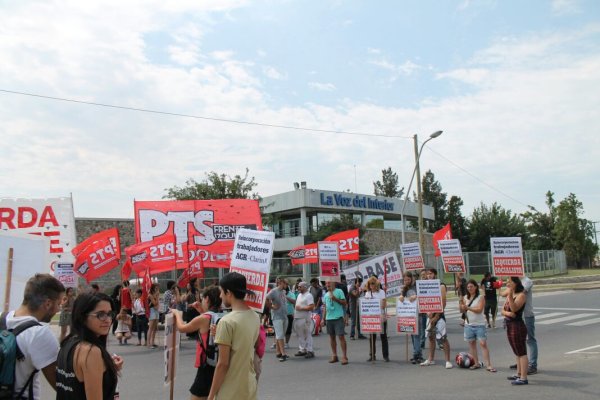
left=132, top=289, right=148, bottom=346
left=364, top=276, right=388, bottom=362
left=293, top=282, right=315, bottom=359
left=3, top=273, right=65, bottom=399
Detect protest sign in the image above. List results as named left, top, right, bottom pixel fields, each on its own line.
left=416, top=279, right=443, bottom=313
left=400, top=242, right=425, bottom=271
left=135, top=199, right=262, bottom=268
left=229, top=228, right=275, bottom=312
left=163, top=313, right=180, bottom=398
left=490, top=237, right=525, bottom=276
left=343, top=252, right=403, bottom=297
left=0, top=197, right=76, bottom=272
left=360, top=298, right=383, bottom=334
left=318, top=241, right=340, bottom=282
left=438, top=239, right=466, bottom=273
left=396, top=299, right=418, bottom=334
left=54, top=262, right=77, bottom=288
left=72, top=228, right=121, bottom=283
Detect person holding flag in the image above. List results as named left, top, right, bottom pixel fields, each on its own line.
left=132, top=288, right=148, bottom=346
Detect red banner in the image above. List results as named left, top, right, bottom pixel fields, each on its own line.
left=177, top=258, right=205, bottom=289
left=121, top=259, right=132, bottom=282
left=141, top=266, right=152, bottom=318
left=433, top=223, right=452, bottom=257
left=71, top=228, right=121, bottom=283
left=288, top=229, right=359, bottom=265
left=134, top=200, right=262, bottom=268
left=124, top=235, right=189, bottom=275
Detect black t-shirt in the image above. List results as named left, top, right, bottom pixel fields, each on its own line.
left=481, top=277, right=498, bottom=302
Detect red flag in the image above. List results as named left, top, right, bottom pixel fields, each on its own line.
left=72, top=228, right=121, bottom=283
left=121, top=259, right=132, bottom=282
left=325, top=229, right=359, bottom=261
left=141, top=266, right=152, bottom=318
left=432, top=223, right=453, bottom=257
left=124, top=235, right=189, bottom=275
left=177, top=258, right=205, bottom=288
left=288, top=243, right=318, bottom=265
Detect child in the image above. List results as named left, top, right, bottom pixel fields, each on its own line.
left=115, top=307, right=132, bottom=345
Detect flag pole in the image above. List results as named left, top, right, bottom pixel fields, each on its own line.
left=3, top=248, right=14, bottom=313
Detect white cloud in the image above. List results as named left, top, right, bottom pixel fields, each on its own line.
left=308, top=82, right=336, bottom=91
left=262, top=66, right=287, bottom=80
left=369, top=58, right=422, bottom=81
left=551, top=0, right=581, bottom=15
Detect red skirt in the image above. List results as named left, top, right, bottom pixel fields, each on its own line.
left=506, top=320, right=528, bottom=357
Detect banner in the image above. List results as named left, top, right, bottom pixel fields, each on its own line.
left=490, top=237, right=525, bottom=276
left=125, top=235, right=189, bottom=275
left=121, top=259, right=132, bottom=282
left=438, top=239, right=466, bottom=273
left=396, top=299, right=418, bottom=334
left=288, top=229, right=359, bottom=265
left=416, top=279, right=443, bottom=313
left=134, top=199, right=262, bottom=268
left=343, top=252, right=403, bottom=298
left=54, top=262, right=77, bottom=288
left=318, top=241, right=340, bottom=282
left=400, top=242, right=425, bottom=271
left=163, top=313, right=180, bottom=387
left=177, top=258, right=205, bottom=289
left=72, top=228, right=121, bottom=283
left=0, top=197, right=76, bottom=271
left=141, top=266, right=152, bottom=318
left=229, top=228, right=275, bottom=312
left=360, top=298, right=383, bottom=333
left=432, top=223, right=452, bottom=257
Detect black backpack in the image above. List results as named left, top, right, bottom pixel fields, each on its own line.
left=0, top=312, right=41, bottom=400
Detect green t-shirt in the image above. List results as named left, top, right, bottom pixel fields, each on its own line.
left=324, top=288, right=345, bottom=320
left=286, top=292, right=296, bottom=315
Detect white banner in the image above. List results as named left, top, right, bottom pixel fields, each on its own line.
left=163, top=313, right=180, bottom=387
left=229, top=228, right=275, bottom=312
left=54, top=262, right=78, bottom=288
left=416, top=279, right=443, bottom=313
left=400, top=242, right=425, bottom=271
left=360, top=298, right=382, bottom=333
left=0, top=197, right=76, bottom=272
left=438, top=239, right=466, bottom=273
left=396, top=299, right=418, bottom=334
left=342, top=251, right=403, bottom=298
left=318, top=241, right=340, bottom=282
left=490, top=237, right=525, bottom=276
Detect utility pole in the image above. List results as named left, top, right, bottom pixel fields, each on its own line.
left=414, top=134, right=425, bottom=255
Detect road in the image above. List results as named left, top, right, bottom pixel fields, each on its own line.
left=41, top=288, right=600, bottom=399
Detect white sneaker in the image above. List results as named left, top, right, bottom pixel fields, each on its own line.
left=420, top=359, right=435, bottom=366
left=271, top=343, right=276, bottom=349
left=446, top=361, right=453, bottom=369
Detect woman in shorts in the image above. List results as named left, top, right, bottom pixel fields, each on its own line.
left=147, top=283, right=160, bottom=349
left=502, top=276, right=529, bottom=385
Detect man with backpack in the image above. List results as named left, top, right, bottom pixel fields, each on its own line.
left=1, top=273, right=65, bottom=399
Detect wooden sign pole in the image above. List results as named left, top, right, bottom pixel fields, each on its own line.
left=3, top=248, right=14, bottom=313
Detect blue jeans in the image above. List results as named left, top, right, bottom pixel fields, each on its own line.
left=525, top=316, right=538, bottom=368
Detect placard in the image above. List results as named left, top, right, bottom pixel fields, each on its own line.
left=360, top=298, right=382, bottom=333
left=163, top=313, right=180, bottom=387
left=438, top=239, right=466, bottom=273
left=400, top=242, right=425, bottom=271
left=54, top=262, right=78, bottom=288
left=318, top=241, right=340, bottom=282
left=229, top=228, right=275, bottom=312
left=343, top=252, right=403, bottom=297
left=490, top=237, right=525, bottom=276
left=416, top=279, right=443, bottom=313
left=396, top=299, right=418, bottom=334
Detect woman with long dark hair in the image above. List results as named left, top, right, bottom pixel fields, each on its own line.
left=502, top=276, right=529, bottom=385
left=110, top=285, right=121, bottom=335
left=56, top=291, right=123, bottom=399
left=399, top=272, right=422, bottom=364
left=147, top=283, right=160, bottom=349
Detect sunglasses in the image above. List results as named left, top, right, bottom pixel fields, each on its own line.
left=88, top=311, right=115, bottom=321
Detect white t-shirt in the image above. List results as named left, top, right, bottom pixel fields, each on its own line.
left=6, top=311, right=59, bottom=399
left=463, top=295, right=486, bottom=326
left=294, top=292, right=314, bottom=319
left=364, top=290, right=385, bottom=300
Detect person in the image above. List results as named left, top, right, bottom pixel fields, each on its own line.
left=110, top=284, right=121, bottom=335
left=293, top=282, right=315, bottom=358
left=132, top=289, right=148, bottom=346
left=163, top=280, right=180, bottom=315
left=321, top=281, right=349, bottom=365
left=115, top=307, right=132, bottom=345
left=309, top=278, right=323, bottom=319
left=56, top=291, right=123, bottom=399
left=185, top=280, right=200, bottom=339
left=399, top=271, right=422, bottom=364
left=2, top=274, right=65, bottom=399
left=522, top=276, right=538, bottom=374
left=254, top=323, right=267, bottom=382
left=348, top=277, right=366, bottom=340
left=147, top=283, right=160, bottom=349
left=364, top=276, right=389, bottom=362
left=502, top=276, right=529, bottom=385
left=420, top=268, right=452, bottom=369
left=120, top=280, right=132, bottom=314
left=455, top=272, right=468, bottom=326
left=283, top=278, right=296, bottom=349
left=418, top=269, right=428, bottom=350
left=172, top=286, right=222, bottom=400
left=91, top=284, right=100, bottom=293
left=59, top=287, right=76, bottom=342
left=265, top=277, right=289, bottom=361
left=208, top=272, right=260, bottom=400
left=480, top=272, right=499, bottom=329
left=458, top=279, right=496, bottom=372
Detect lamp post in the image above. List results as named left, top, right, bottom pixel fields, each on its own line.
left=400, top=131, right=443, bottom=249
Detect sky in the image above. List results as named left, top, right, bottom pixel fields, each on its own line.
left=1, top=0, right=599, bottom=224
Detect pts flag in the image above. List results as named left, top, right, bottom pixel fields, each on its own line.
left=432, top=223, right=452, bottom=257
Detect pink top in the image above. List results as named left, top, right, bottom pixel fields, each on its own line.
left=194, top=314, right=212, bottom=368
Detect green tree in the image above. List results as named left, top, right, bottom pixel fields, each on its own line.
left=467, top=202, right=528, bottom=251
left=521, top=191, right=556, bottom=250
left=447, top=195, right=469, bottom=248
left=373, top=167, right=404, bottom=198
left=308, top=214, right=369, bottom=255
left=163, top=168, right=259, bottom=200
left=554, top=193, right=598, bottom=267
left=421, top=170, right=448, bottom=232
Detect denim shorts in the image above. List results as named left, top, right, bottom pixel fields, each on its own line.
left=464, top=324, right=487, bottom=341
left=326, top=317, right=346, bottom=337
left=273, top=318, right=288, bottom=340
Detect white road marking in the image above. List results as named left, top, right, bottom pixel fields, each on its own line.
left=532, top=312, right=567, bottom=320
left=537, top=313, right=596, bottom=325
left=535, top=307, right=600, bottom=312
left=565, top=344, right=600, bottom=354
left=566, top=317, right=600, bottom=327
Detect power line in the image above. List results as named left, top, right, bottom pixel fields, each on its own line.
left=0, top=88, right=413, bottom=139
left=425, top=146, right=531, bottom=208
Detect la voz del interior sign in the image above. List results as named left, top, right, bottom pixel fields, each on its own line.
left=319, top=192, right=394, bottom=211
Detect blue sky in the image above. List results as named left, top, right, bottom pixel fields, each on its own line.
left=1, top=0, right=599, bottom=223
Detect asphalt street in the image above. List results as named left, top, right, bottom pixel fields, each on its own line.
left=41, top=288, right=600, bottom=399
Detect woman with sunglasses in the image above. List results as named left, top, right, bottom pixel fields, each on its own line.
left=56, top=291, right=123, bottom=400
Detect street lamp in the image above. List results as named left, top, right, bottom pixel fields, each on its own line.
left=400, top=130, right=443, bottom=249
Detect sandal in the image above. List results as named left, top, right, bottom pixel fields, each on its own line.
left=487, top=367, right=497, bottom=373
left=469, top=363, right=482, bottom=370
left=341, top=357, right=349, bottom=365
left=329, top=356, right=339, bottom=363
